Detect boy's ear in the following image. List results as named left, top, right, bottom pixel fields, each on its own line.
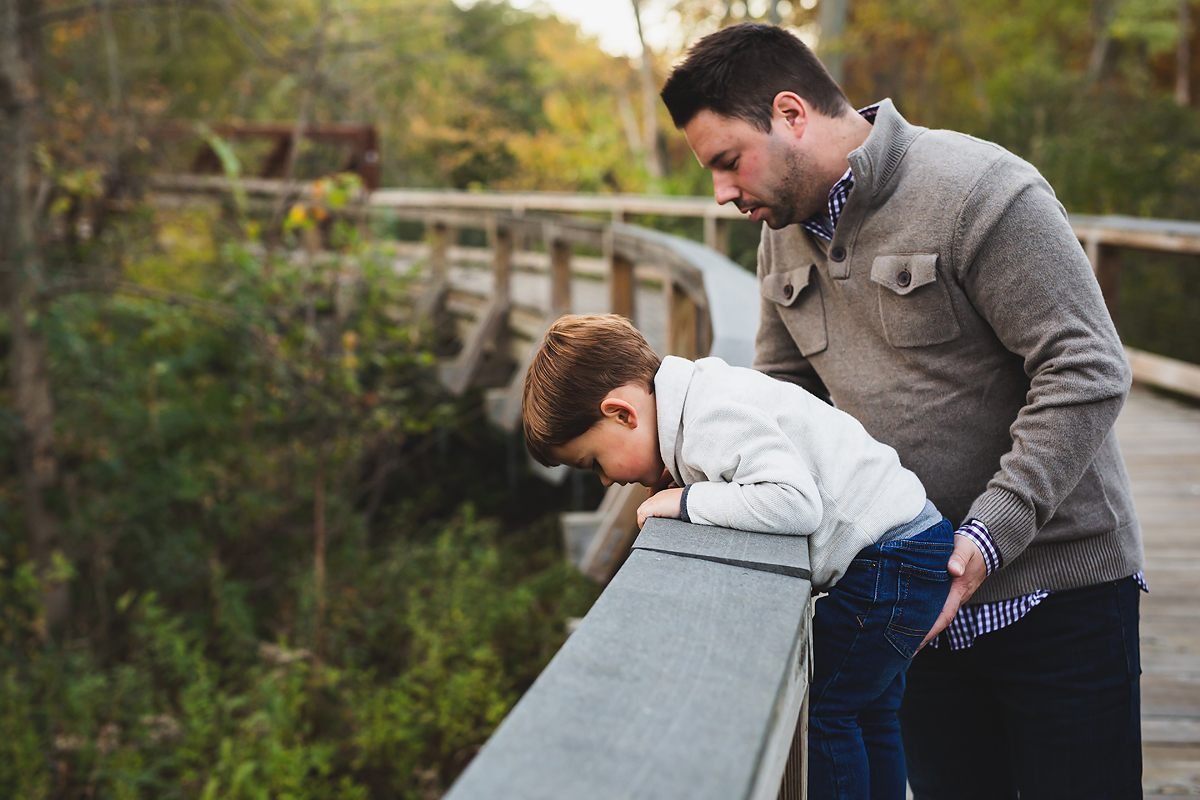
left=599, top=396, right=638, bottom=428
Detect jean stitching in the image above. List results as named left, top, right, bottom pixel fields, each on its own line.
left=889, top=541, right=954, bottom=553
left=885, top=560, right=915, bottom=659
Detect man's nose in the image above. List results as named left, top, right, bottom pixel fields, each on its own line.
left=712, top=173, right=740, bottom=205
left=600, top=475, right=613, bottom=487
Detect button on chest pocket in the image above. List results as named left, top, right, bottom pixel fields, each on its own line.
left=761, top=264, right=828, bottom=357
left=869, top=254, right=962, bottom=348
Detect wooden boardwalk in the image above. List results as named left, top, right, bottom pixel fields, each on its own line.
left=1117, top=386, right=1200, bottom=796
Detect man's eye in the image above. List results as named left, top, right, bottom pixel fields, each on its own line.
left=725, top=158, right=739, bottom=170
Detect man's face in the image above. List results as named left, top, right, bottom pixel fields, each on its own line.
left=683, top=109, right=827, bottom=230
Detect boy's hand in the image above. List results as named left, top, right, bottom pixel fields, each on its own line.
left=647, top=468, right=677, bottom=496
left=637, top=487, right=684, bottom=529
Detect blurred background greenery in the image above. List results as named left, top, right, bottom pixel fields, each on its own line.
left=1, top=0, right=1198, bottom=797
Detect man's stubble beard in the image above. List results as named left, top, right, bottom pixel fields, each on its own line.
left=763, top=139, right=825, bottom=231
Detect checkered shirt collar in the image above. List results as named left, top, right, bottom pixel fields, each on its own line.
left=800, top=104, right=880, bottom=241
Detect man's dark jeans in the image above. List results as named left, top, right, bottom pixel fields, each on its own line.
left=807, top=517, right=955, bottom=800
left=900, top=576, right=1143, bottom=800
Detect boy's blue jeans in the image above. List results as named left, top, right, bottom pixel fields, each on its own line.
left=807, top=510, right=955, bottom=800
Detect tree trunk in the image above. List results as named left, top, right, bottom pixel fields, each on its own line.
left=630, top=0, right=664, bottom=179
left=1179, top=0, right=1193, bottom=105
left=1087, top=0, right=1123, bottom=85
left=2, top=0, right=68, bottom=629
left=312, top=450, right=327, bottom=653
left=817, top=0, right=850, bottom=85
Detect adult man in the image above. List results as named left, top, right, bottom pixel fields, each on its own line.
left=661, top=22, right=1143, bottom=800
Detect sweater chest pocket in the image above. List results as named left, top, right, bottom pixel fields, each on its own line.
left=869, top=254, right=962, bottom=348
left=761, top=264, right=828, bottom=357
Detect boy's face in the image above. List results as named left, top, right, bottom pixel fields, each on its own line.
left=550, top=389, right=665, bottom=489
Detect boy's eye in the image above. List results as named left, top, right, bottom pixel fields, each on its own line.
left=725, top=157, right=739, bottom=171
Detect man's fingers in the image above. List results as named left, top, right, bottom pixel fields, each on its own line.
left=920, top=583, right=966, bottom=648
left=919, top=536, right=989, bottom=650
left=946, top=535, right=979, bottom=577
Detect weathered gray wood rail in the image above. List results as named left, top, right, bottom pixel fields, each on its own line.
left=444, top=520, right=813, bottom=800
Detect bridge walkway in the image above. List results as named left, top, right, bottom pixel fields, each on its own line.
left=1117, top=386, right=1200, bottom=796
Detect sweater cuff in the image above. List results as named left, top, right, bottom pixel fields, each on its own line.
left=965, top=487, right=1037, bottom=567
left=679, top=485, right=692, bottom=524
left=955, top=519, right=1000, bottom=575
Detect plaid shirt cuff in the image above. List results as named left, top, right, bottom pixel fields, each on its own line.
left=956, top=518, right=1000, bottom=575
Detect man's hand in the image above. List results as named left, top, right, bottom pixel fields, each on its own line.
left=637, top=487, right=684, bottom=529
left=919, top=533, right=988, bottom=649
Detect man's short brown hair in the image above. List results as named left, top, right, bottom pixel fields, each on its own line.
left=523, top=314, right=661, bottom=467
left=660, top=22, right=849, bottom=133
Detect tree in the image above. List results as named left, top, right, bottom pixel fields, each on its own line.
left=2, top=0, right=70, bottom=628
left=631, top=0, right=666, bottom=179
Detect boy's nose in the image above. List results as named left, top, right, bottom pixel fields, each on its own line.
left=600, top=475, right=613, bottom=487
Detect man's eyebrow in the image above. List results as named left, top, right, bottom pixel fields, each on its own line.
left=705, top=149, right=732, bottom=170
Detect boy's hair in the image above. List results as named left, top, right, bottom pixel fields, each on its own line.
left=523, top=314, right=661, bottom=467
left=660, top=22, right=850, bottom=133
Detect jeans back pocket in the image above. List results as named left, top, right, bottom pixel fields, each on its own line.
left=885, top=562, right=952, bottom=659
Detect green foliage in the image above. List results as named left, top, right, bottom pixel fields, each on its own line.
left=0, top=510, right=589, bottom=799
left=0, top=205, right=598, bottom=798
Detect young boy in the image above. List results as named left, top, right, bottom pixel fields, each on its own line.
left=522, top=314, right=954, bottom=800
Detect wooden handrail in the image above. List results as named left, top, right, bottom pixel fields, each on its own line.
left=442, top=518, right=813, bottom=800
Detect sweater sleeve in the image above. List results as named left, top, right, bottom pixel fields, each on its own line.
left=680, top=401, right=824, bottom=535
left=952, top=156, right=1132, bottom=566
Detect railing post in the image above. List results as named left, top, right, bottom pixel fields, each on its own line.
left=607, top=228, right=636, bottom=321
left=666, top=280, right=701, bottom=360
left=492, top=219, right=514, bottom=360
left=548, top=227, right=572, bottom=315
left=415, top=220, right=454, bottom=323
left=1085, top=235, right=1122, bottom=326
left=430, top=221, right=452, bottom=283
left=610, top=253, right=636, bottom=321
left=704, top=214, right=731, bottom=256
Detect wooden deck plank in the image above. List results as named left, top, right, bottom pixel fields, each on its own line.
left=1114, top=386, right=1200, bottom=797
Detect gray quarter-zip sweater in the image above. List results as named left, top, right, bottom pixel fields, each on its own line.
left=753, top=99, right=1141, bottom=603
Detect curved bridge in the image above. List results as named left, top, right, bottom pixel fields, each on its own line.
left=152, top=176, right=1200, bottom=798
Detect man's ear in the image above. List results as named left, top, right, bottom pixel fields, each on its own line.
left=772, top=91, right=808, bottom=139
left=599, top=396, right=639, bottom=428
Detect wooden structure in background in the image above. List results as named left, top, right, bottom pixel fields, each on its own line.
left=159, top=122, right=382, bottom=189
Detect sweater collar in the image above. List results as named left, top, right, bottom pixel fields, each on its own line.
left=653, top=355, right=694, bottom=487
left=846, top=98, right=925, bottom=200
